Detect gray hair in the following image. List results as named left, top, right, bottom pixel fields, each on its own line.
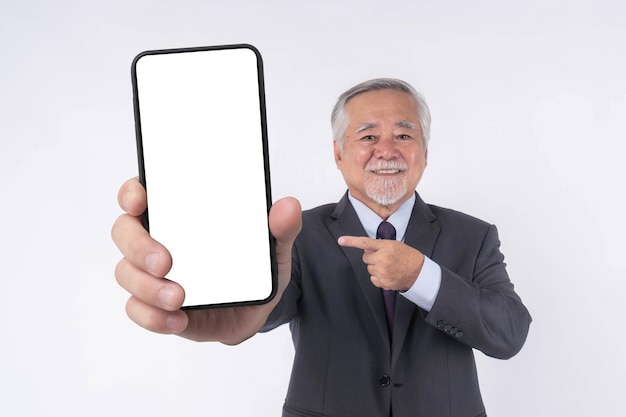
left=330, top=78, right=431, bottom=149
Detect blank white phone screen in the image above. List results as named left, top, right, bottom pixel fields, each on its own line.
left=133, top=45, right=275, bottom=308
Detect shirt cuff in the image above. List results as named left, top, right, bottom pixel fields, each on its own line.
left=399, top=256, right=442, bottom=312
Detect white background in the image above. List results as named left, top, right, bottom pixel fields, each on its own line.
left=1, top=1, right=624, bottom=416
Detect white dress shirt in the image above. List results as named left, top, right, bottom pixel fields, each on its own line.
left=347, top=193, right=442, bottom=312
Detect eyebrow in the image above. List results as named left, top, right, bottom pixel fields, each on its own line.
left=355, top=120, right=417, bottom=134
left=355, top=122, right=377, bottom=134
left=396, top=120, right=417, bottom=130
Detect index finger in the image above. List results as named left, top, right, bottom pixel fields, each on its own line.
left=337, top=236, right=382, bottom=251
left=111, top=213, right=172, bottom=277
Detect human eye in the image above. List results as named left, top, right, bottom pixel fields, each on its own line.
left=360, top=134, right=377, bottom=142
left=396, top=134, right=412, bottom=141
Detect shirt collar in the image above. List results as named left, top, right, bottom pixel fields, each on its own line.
left=347, top=192, right=416, bottom=241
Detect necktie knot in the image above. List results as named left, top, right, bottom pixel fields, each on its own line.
left=376, top=221, right=396, bottom=240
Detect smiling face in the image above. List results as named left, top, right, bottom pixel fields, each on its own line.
left=334, top=89, right=428, bottom=218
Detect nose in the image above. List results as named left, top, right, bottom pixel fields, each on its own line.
left=374, top=135, right=398, bottom=159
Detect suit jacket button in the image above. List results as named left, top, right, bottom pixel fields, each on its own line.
left=455, top=331, right=464, bottom=338
left=443, top=324, right=452, bottom=332
left=437, top=320, right=446, bottom=329
left=379, top=375, right=391, bottom=387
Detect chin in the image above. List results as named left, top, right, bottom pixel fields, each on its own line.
left=365, top=179, right=407, bottom=206
left=370, top=196, right=403, bottom=206
left=366, top=189, right=407, bottom=206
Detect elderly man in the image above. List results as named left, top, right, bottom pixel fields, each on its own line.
left=113, top=78, right=531, bottom=417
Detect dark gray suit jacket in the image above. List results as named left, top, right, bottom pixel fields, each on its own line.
left=262, top=192, right=531, bottom=417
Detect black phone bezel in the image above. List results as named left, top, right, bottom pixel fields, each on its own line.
left=130, top=44, right=278, bottom=310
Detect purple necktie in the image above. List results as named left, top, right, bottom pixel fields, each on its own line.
left=376, top=221, right=397, bottom=337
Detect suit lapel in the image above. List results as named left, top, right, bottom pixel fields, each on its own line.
left=327, top=193, right=391, bottom=344
left=326, top=192, right=441, bottom=361
left=392, top=193, right=441, bottom=367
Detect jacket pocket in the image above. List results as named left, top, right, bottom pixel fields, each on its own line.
left=283, top=404, right=329, bottom=417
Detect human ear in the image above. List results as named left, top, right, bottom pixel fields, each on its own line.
left=333, top=140, right=342, bottom=166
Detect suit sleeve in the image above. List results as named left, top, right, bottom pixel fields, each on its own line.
left=424, top=224, right=532, bottom=359
left=260, top=242, right=302, bottom=332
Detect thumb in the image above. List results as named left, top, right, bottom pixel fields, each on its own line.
left=269, top=197, right=302, bottom=265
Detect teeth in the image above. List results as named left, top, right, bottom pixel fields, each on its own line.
left=374, top=169, right=400, bottom=174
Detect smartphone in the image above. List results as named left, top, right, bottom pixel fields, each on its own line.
left=131, top=44, right=276, bottom=309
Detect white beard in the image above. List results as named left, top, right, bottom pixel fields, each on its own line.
left=365, top=174, right=408, bottom=206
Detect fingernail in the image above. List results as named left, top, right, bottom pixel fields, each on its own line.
left=145, top=253, right=160, bottom=276
left=159, top=285, right=177, bottom=310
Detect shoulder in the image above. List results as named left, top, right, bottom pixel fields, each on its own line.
left=292, top=202, right=342, bottom=257
left=421, top=200, right=496, bottom=239
left=302, top=202, right=338, bottom=220
left=412, top=192, right=493, bottom=232
left=299, top=203, right=339, bottom=236
left=428, top=204, right=490, bottom=227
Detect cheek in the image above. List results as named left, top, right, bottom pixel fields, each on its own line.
left=345, top=148, right=374, bottom=167
left=405, top=153, right=427, bottom=179
left=359, top=149, right=378, bottom=165
left=406, top=149, right=427, bottom=167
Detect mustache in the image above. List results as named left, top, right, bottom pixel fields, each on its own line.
left=366, top=160, right=408, bottom=171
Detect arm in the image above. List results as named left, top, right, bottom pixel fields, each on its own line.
left=424, top=224, right=531, bottom=359
left=338, top=224, right=531, bottom=359
left=111, top=177, right=302, bottom=345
